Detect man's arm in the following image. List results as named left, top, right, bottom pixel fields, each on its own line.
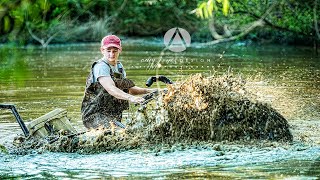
left=98, top=76, right=144, bottom=103
left=128, top=86, right=154, bottom=95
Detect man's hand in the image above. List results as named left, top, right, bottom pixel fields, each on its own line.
left=128, top=96, right=145, bottom=104
left=146, top=88, right=158, bottom=93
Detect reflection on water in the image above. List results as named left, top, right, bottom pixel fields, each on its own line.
left=0, top=42, right=319, bottom=178
left=0, top=46, right=32, bottom=87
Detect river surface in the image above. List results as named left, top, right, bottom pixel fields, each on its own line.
left=0, top=41, right=319, bottom=179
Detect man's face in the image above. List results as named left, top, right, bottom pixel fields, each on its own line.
left=101, top=47, right=120, bottom=63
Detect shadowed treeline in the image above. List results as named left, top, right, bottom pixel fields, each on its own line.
left=0, top=0, right=199, bottom=47
left=0, top=0, right=319, bottom=47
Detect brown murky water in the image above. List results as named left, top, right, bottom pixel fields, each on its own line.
left=0, top=42, right=319, bottom=179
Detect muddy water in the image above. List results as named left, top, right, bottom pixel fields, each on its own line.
left=0, top=42, right=320, bottom=179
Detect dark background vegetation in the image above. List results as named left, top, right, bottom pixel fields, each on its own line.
left=0, top=0, right=319, bottom=47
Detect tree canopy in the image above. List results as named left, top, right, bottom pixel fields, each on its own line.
left=0, top=0, right=319, bottom=46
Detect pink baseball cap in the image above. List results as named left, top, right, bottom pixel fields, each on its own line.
left=101, top=35, right=122, bottom=51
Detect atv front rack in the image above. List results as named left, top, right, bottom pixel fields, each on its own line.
left=0, top=104, right=29, bottom=137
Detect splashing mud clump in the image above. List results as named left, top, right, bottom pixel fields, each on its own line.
left=45, top=128, right=144, bottom=153
left=145, top=74, right=293, bottom=143
left=11, top=128, right=147, bottom=154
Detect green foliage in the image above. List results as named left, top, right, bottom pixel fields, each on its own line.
left=3, top=16, right=10, bottom=33
left=194, top=0, right=231, bottom=18
left=106, top=0, right=200, bottom=36
left=270, top=1, right=314, bottom=36
left=195, top=0, right=319, bottom=45
left=0, top=0, right=200, bottom=45
left=0, top=0, right=318, bottom=45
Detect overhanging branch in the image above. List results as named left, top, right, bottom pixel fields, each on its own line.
left=26, top=22, right=60, bottom=48
left=26, top=22, right=44, bottom=45
left=201, top=20, right=264, bottom=45
left=200, top=0, right=280, bottom=46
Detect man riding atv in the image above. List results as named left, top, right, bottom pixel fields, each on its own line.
left=81, top=35, right=155, bottom=129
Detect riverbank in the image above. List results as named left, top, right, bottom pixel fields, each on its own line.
left=1, top=37, right=318, bottom=52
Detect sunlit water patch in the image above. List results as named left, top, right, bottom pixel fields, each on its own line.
left=1, top=143, right=319, bottom=179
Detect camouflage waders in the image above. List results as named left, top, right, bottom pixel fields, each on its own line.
left=81, top=61, right=135, bottom=129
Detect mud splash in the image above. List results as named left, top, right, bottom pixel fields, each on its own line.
left=10, top=74, right=293, bottom=154
left=146, top=74, right=292, bottom=143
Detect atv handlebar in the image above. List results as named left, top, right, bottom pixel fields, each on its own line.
left=145, top=75, right=173, bottom=87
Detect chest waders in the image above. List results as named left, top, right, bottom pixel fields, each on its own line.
left=81, top=61, right=135, bottom=129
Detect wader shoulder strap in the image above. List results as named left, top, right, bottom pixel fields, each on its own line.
left=117, top=62, right=124, bottom=74
left=90, top=61, right=98, bottom=82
